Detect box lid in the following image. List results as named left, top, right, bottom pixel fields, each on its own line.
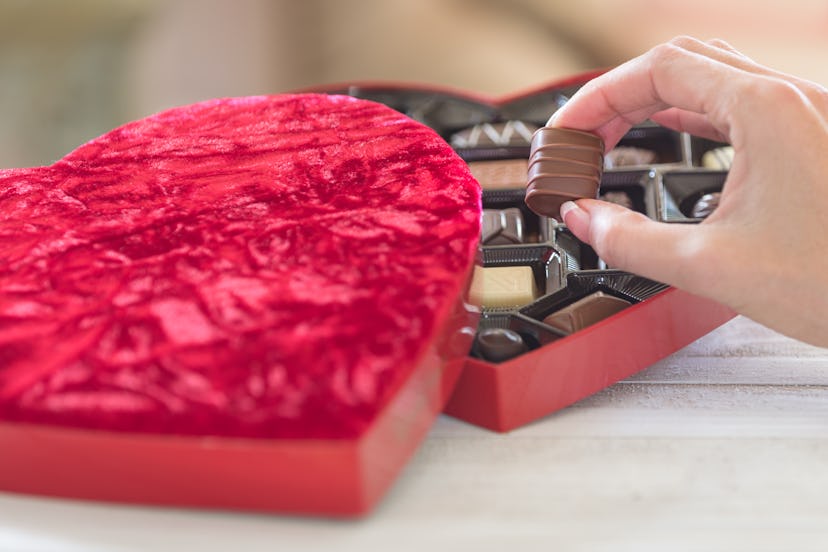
left=0, top=93, right=482, bottom=516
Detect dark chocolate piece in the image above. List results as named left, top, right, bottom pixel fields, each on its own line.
left=451, top=120, right=539, bottom=148
left=691, top=192, right=721, bottom=219
left=542, top=291, right=631, bottom=334
left=482, top=208, right=525, bottom=245
left=525, top=127, right=604, bottom=220
left=604, top=146, right=658, bottom=169
left=476, top=327, right=529, bottom=362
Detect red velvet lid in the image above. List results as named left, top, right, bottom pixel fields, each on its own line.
left=0, top=94, right=481, bottom=441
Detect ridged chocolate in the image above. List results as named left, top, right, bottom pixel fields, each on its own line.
left=525, top=127, right=604, bottom=220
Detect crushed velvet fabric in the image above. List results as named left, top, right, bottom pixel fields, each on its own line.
left=0, top=94, right=481, bottom=439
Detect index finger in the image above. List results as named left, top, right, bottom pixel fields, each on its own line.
left=549, top=40, right=746, bottom=148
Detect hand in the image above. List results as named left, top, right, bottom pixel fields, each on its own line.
left=550, top=36, right=828, bottom=346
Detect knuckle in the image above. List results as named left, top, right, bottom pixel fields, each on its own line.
left=732, top=77, right=808, bottom=121
left=649, top=42, right=682, bottom=64
left=668, top=35, right=701, bottom=50
left=766, top=79, right=806, bottom=104
left=707, top=37, right=734, bottom=50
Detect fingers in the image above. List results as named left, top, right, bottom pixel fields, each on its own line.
left=549, top=39, right=743, bottom=147
left=560, top=199, right=714, bottom=296
left=705, top=38, right=750, bottom=58
left=550, top=35, right=828, bottom=147
left=649, top=108, right=729, bottom=143
left=677, top=36, right=828, bottom=115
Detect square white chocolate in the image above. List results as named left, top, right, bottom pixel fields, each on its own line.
left=468, top=265, right=538, bottom=308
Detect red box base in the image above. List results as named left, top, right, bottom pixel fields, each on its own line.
left=0, top=291, right=474, bottom=517
left=446, top=288, right=735, bottom=432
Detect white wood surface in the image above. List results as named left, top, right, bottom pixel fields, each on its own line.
left=2, top=316, right=828, bottom=552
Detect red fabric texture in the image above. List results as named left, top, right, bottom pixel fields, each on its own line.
left=0, top=94, right=481, bottom=439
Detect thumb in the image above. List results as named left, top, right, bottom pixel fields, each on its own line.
left=560, top=199, right=711, bottom=295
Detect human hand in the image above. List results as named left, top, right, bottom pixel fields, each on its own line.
left=550, top=36, right=828, bottom=346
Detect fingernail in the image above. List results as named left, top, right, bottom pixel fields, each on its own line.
left=559, top=200, right=580, bottom=220
left=560, top=201, right=592, bottom=239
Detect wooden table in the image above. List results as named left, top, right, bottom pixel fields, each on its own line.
left=2, top=316, right=827, bottom=551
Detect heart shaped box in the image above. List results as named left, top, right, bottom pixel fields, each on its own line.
left=0, top=94, right=482, bottom=516
left=317, top=75, right=736, bottom=432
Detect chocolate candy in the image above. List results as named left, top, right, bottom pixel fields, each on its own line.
left=701, top=146, right=734, bottom=170
left=542, top=291, right=631, bottom=334
left=450, top=120, right=539, bottom=148
left=691, top=192, right=721, bottom=219
left=525, top=127, right=604, bottom=220
left=600, top=191, right=634, bottom=210
left=468, top=265, right=538, bottom=308
left=467, top=159, right=528, bottom=190
left=475, top=327, right=529, bottom=362
left=482, top=208, right=524, bottom=245
left=604, top=146, right=657, bottom=169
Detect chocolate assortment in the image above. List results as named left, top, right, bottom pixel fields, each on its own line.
left=328, top=82, right=732, bottom=364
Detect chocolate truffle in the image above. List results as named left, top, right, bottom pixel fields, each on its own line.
left=468, top=265, right=538, bottom=308
left=691, top=192, right=722, bottom=219
left=525, top=127, right=604, bottom=220
left=475, top=327, right=529, bottom=362
left=482, top=208, right=525, bottom=245
left=467, top=158, right=528, bottom=190
left=450, top=120, right=539, bottom=148
left=542, top=291, right=631, bottom=334
left=604, top=146, right=658, bottom=169
left=600, top=191, right=634, bottom=210
left=701, top=146, right=734, bottom=170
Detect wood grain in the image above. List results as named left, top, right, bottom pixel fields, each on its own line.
left=2, top=315, right=827, bottom=552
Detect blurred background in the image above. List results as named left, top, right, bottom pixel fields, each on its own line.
left=1, top=0, right=826, bottom=168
